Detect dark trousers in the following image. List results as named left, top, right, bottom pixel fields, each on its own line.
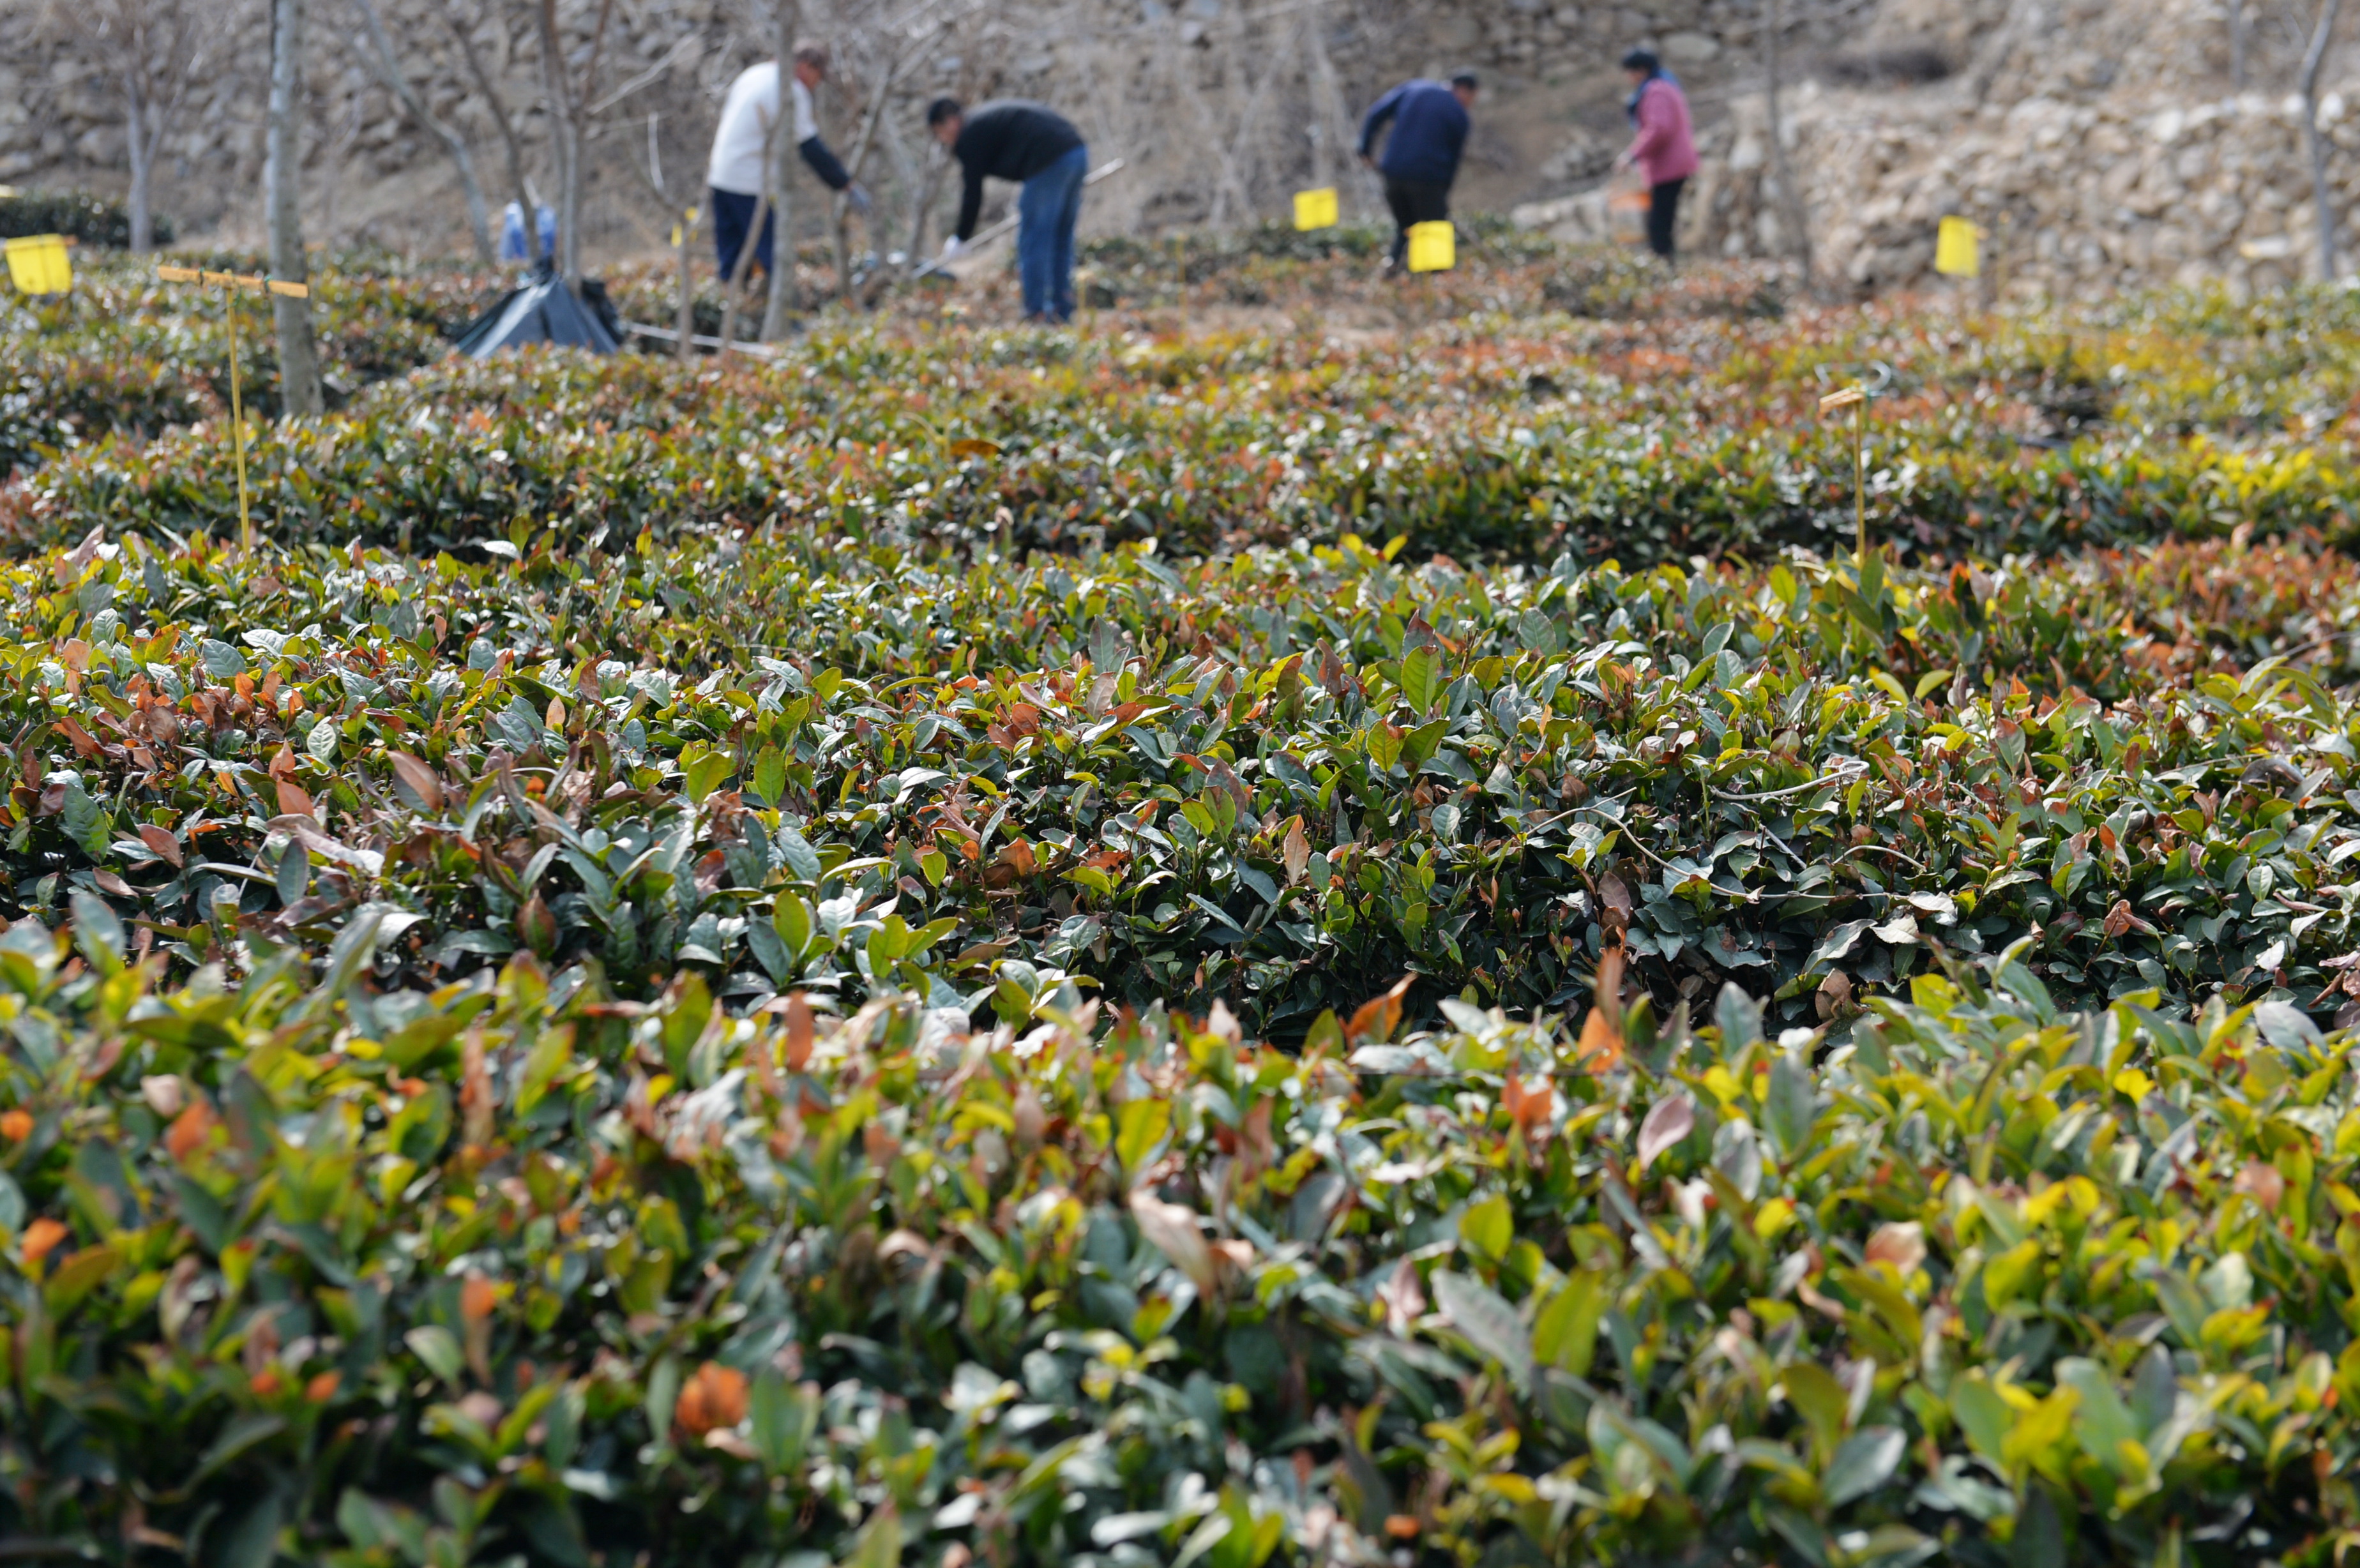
left=1647, top=177, right=1686, bottom=261
left=709, top=186, right=772, bottom=280
left=1384, top=176, right=1452, bottom=268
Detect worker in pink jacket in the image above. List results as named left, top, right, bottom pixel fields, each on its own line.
left=1613, top=49, right=1698, bottom=262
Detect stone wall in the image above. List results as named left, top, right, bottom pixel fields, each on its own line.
left=1516, top=0, right=2360, bottom=297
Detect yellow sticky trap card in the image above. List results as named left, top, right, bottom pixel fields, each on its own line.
left=6, top=234, right=72, bottom=296
left=1407, top=220, right=1455, bottom=273
left=1935, top=216, right=1981, bottom=278
left=1293, top=187, right=1338, bottom=231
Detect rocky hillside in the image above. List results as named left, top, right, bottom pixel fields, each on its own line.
left=0, top=0, right=1885, bottom=267
left=1517, top=0, right=2360, bottom=298
left=2, top=0, right=2349, bottom=298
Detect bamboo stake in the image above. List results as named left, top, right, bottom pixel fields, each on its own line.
left=675, top=205, right=698, bottom=363
left=158, top=264, right=310, bottom=551
left=1820, top=384, right=1868, bottom=566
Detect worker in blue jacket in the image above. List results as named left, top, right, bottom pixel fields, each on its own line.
left=1359, top=71, right=1479, bottom=275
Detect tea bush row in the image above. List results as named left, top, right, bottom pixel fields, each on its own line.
left=9, top=341, right=2355, bottom=569
left=0, top=524, right=2353, bottom=1046
left=3, top=905, right=2356, bottom=1567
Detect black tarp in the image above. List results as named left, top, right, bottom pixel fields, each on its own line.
left=451, top=264, right=619, bottom=357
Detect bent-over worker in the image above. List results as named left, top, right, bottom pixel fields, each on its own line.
left=1359, top=72, right=1479, bottom=275
left=707, top=40, right=870, bottom=282
left=928, top=97, right=1089, bottom=323
left=1613, top=49, right=1697, bottom=263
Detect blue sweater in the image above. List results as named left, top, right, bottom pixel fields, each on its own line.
left=1360, top=80, right=1470, bottom=185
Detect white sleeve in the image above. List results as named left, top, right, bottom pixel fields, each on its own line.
left=790, top=77, right=819, bottom=143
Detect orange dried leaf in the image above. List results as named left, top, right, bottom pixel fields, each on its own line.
left=1577, top=1006, right=1623, bottom=1074
left=783, top=992, right=815, bottom=1072
left=2234, top=1160, right=2286, bottom=1211
left=21, top=1217, right=69, bottom=1264
left=165, top=1103, right=215, bottom=1161
left=1347, top=976, right=1412, bottom=1045
left=675, top=1362, right=749, bottom=1438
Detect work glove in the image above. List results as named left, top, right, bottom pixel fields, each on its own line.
left=846, top=183, right=872, bottom=215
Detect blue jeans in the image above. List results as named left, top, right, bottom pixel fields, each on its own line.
left=1017, top=144, right=1088, bottom=321
left=709, top=186, right=772, bottom=279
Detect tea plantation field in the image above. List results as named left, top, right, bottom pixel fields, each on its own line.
left=4, top=244, right=2360, bottom=1568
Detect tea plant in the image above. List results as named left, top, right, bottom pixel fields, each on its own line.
left=3, top=908, right=2357, bottom=1567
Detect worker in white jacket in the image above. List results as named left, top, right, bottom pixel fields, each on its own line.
left=706, top=40, right=869, bottom=281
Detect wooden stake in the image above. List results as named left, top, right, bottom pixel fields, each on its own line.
left=227, top=283, right=250, bottom=551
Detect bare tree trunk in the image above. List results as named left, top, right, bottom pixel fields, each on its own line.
left=1764, top=0, right=1815, bottom=287
left=1207, top=8, right=1288, bottom=227
left=536, top=0, right=581, bottom=279
left=677, top=209, right=697, bottom=361
left=2230, top=0, right=2248, bottom=88
left=354, top=0, right=494, bottom=260
left=444, top=0, right=536, bottom=246
left=1299, top=0, right=1370, bottom=217
left=2303, top=0, right=2345, bottom=280
left=760, top=0, right=804, bottom=341
left=831, top=41, right=925, bottom=305
left=267, top=0, right=324, bottom=415
left=905, top=137, right=951, bottom=264
left=124, top=83, right=154, bottom=252
left=575, top=0, right=616, bottom=111
left=1302, top=8, right=1333, bottom=191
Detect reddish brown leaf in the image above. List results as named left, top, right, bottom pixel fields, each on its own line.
left=138, top=825, right=184, bottom=868
left=1597, top=873, right=1633, bottom=935
left=56, top=715, right=103, bottom=761
left=388, top=751, right=444, bottom=813
left=783, top=992, right=815, bottom=1071
left=1281, top=816, right=1311, bottom=884
left=165, top=1102, right=214, bottom=1161
left=1635, top=1092, right=1695, bottom=1174
left=517, top=894, right=557, bottom=959
left=2234, top=1160, right=2286, bottom=1211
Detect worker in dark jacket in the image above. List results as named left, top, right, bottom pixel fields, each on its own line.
left=1359, top=72, right=1478, bottom=275
left=927, top=97, right=1089, bottom=322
